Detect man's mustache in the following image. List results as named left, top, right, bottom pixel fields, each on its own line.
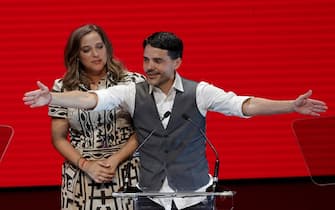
left=145, top=69, right=158, bottom=75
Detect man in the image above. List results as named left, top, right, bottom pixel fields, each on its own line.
left=24, top=32, right=327, bottom=210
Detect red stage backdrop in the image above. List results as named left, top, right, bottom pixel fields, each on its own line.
left=0, top=0, right=334, bottom=187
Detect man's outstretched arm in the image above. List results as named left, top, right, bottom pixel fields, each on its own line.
left=242, top=90, right=328, bottom=117
left=23, top=81, right=97, bottom=109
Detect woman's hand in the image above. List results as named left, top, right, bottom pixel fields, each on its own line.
left=80, top=159, right=115, bottom=183
left=101, top=156, right=120, bottom=177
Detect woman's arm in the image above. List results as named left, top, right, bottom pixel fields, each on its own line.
left=51, top=118, right=82, bottom=166
left=103, top=133, right=139, bottom=175
left=107, top=133, right=138, bottom=164
left=51, top=118, right=114, bottom=183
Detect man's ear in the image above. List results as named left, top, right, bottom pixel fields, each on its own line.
left=174, top=58, right=182, bottom=70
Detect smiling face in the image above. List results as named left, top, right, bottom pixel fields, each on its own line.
left=78, top=31, right=107, bottom=75
left=143, top=44, right=181, bottom=93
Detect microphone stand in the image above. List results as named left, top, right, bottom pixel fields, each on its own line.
left=119, top=129, right=155, bottom=193
left=119, top=111, right=171, bottom=193
left=182, top=114, right=220, bottom=193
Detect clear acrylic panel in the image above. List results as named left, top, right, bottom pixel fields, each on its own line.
left=292, top=116, right=335, bottom=186
left=0, top=125, right=14, bottom=162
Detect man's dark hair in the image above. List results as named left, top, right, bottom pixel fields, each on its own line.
left=143, top=32, right=183, bottom=59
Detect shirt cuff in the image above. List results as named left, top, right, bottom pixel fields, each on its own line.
left=238, top=96, right=253, bottom=118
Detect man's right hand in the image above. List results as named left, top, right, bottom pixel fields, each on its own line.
left=23, top=81, right=52, bottom=108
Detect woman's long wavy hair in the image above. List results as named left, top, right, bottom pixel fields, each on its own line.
left=62, top=24, right=126, bottom=90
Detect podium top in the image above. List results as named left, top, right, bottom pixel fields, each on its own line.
left=112, top=191, right=235, bottom=198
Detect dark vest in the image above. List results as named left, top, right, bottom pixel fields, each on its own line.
left=133, top=78, right=209, bottom=191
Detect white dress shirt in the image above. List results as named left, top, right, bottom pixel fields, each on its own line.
left=94, top=73, right=250, bottom=209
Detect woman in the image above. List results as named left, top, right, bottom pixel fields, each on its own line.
left=49, top=24, right=144, bottom=209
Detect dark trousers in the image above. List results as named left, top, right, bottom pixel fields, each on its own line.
left=134, top=196, right=214, bottom=210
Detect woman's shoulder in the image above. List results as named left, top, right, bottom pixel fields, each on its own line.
left=119, top=71, right=146, bottom=84
left=51, top=78, right=64, bottom=92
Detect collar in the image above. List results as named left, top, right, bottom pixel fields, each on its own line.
left=148, top=72, right=184, bottom=94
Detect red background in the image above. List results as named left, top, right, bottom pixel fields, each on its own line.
left=0, top=0, right=334, bottom=187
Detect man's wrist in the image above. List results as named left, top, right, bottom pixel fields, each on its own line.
left=291, top=100, right=297, bottom=113
left=47, top=93, right=53, bottom=105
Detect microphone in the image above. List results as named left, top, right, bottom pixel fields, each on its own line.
left=134, top=111, right=171, bottom=154
left=182, top=114, right=220, bottom=192
left=119, top=111, right=171, bottom=192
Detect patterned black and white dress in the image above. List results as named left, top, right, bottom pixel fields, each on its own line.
left=49, top=72, right=145, bottom=210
